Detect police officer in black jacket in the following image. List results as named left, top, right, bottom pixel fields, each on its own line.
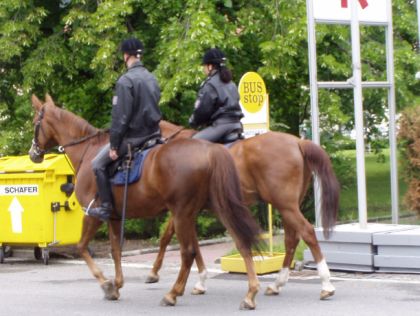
left=88, top=38, right=162, bottom=221
left=189, top=48, right=244, bottom=142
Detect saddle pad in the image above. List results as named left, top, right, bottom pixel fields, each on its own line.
left=111, top=148, right=152, bottom=186
left=224, top=140, right=240, bottom=149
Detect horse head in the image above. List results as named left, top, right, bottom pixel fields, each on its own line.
left=29, top=94, right=59, bottom=163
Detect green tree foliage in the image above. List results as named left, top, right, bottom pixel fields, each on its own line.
left=1, top=0, right=419, bottom=156
left=0, top=0, right=420, bottom=155
left=0, top=0, right=419, bottom=235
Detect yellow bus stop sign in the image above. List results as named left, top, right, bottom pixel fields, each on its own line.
left=238, top=72, right=267, bottom=114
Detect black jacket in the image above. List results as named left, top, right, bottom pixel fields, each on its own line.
left=189, top=71, right=243, bottom=128
left=110, top=61, right=162, bottom=150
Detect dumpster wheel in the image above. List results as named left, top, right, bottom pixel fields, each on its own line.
left=0, top=246, right=4, bottom=264
left=34, top=246, right=42, bottom=260
left=34, top=247, right=49, bottom=265
left=42, top=248, right=49, bottom=265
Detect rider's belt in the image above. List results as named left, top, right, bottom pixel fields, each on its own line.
left=212, top=117, right=240, bottom=125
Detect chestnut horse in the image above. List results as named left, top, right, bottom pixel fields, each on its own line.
left=147, top=120, right=340, bottom=300
left=28, top=94, right=262, bottom=310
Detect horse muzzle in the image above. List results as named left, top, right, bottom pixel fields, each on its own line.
left=29, top=141, right=45, bottom=163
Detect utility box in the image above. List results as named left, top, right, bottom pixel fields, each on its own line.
left=0, top=154, right=84, bottom=264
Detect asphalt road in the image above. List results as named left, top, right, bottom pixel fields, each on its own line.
left=1, top=251, right=420, bottom=316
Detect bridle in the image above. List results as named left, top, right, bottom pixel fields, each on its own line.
left=32, top=105, right=102, bottom=157
left=31, top=106, right=47, bottom=157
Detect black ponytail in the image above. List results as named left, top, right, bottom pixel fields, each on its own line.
left=219, top=66, right=232, bottom=83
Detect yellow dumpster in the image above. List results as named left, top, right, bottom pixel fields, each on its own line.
left=0, top=154, right=84, bottom=264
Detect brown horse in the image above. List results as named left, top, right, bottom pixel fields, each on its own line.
left=147, top=120, right=340, bottom=300
left=28, top=94, right=263, bottom=310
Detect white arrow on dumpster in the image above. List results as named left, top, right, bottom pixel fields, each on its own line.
left=8, top=197, right=24, bottom=233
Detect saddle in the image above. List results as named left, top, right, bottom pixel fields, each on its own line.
left=218, top=129, right=244, bottom=145
left=109, top=137, right=163, bottom=186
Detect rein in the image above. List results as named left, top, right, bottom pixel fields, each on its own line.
left=58, top=129, right=107, bottom=153
left=32, top=105, right=107, bottom=175
left=163, top=126, right=186, bottom=142
left=58, top=129, right=108, bottom=176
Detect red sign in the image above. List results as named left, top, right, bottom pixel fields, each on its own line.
left=341, top=0, right=368, bottom=9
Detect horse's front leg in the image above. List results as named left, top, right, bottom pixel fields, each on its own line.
left=146, top=216, right=175, bottom=283
left=147, top=216, right=208, bottom=294
left=106, top=219, right=124, bottom=300
left=77, top=216, right=117, bottom=299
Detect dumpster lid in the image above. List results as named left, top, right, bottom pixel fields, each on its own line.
left=0, top=154, right=75, bottom=174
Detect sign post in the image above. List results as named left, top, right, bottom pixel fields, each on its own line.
left=306, top=0, right=398, bottom=227
left=220, top=72, right=286, bottom=274
left=238, top=72, right=273, bottom=254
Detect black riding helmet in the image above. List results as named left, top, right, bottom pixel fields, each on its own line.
left=120, top=38, right=144, bottom=57
left=202, top=48, right=226, bottom=66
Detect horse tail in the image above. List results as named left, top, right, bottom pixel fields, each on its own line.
left=299, top=140, right=340, bottom=239
left=208, top=146, right=262, bottom=251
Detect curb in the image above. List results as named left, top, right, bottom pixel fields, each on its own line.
left=121, top=236, right=233, bottom=257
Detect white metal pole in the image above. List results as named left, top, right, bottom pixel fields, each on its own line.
left=386, top=0, right=399, bottom=223
left=350, top=0, right=368, bottom=229
left=306, top=0, right=322, bottom=227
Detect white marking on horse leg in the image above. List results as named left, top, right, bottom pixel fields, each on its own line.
left=84, top=198, right=96, bottom=215
left=317, top=258, right=335, bottom=292
left=193, top=269, right=208, bottom=292
left=267, top=267, right=290, bottom=293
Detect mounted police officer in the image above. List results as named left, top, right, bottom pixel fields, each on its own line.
left=189, top=48, right=244, bottom=142
left=88, top=37, right=162, bottom=221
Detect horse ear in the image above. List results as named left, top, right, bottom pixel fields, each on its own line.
left=31, top=94, right=43, bottom=110
left=45, top=93, right=55, bottom=106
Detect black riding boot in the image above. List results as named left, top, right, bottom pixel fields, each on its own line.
left=87, top=168, right=113, bottom=221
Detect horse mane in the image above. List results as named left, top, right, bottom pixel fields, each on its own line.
left=159, top=120, right=195, bottom=139
left=52, top=104, right=108, bottom=145
left=160, top=120, right=181, bottom=131
left=59, top=107, right=97, bottom=134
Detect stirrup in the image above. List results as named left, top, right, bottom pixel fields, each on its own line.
left=86, top=203, right=112, bottom=221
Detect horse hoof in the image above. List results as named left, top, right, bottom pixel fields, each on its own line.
left=239, top=299, right=256, bottom=310
left=264, top=286, right=279, bottom=296
left=160, top=295, right=176, bottom=306
left=145, top=274, right=159, bottom=284
left=320, top=290, right=335, bottom=300
left=101, top=280, right=120, bottom=300
left=191, top=287, right=206, bottom=295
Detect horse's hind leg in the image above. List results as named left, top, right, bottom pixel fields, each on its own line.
left=265, top=224, right=299, bottom=296
left=77, top=216, right=117, bottom=299
left=147, top=216, right=208, bottom=294
left=191, top=239, right=208, bottom=295
left=161, top=215, right=197, bottom=306
left=298, top=218, right=335, bottom=300
left=234, top=240, right=259, bottom=310
left=146, top=216, right=175, bottom=284
left=277, top=207, right=335, bottom=300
